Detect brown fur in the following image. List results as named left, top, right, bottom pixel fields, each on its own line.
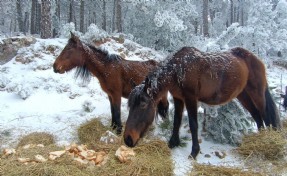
left=124, top=46, right=281, bottom=159
left=53, top=33, right=169, bottom=134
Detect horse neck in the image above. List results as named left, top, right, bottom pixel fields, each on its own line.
left=82, top=44, right=108, bottom=78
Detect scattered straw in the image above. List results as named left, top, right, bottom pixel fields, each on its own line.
left=0, top=118, right=174, bottom=176
left=236, top=128, right=287, bottom=160
left=189, top=163, right=264, bottom=176
left=77, top=118, right=110, bottom=148
left=16, top=132, right=55, bottom=148
left=76, top=118, right=173, bottom=175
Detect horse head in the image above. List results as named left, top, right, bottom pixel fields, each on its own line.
left=124, top=84, right=156, bottom=147
left=53, top=32, right=85, bottom=74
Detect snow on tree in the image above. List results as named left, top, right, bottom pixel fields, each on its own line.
left=202, top=100, right=254, bottom=145
left=59, top=22, right=76, bottom=38
left=81, top=23, right=109, bottom=42
left=230, top=0, right=276, bottom=60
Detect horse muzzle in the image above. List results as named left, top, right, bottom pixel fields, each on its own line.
left=124, top=135, right=137, bottom=147
left=53, top=64, right=64, bottom=74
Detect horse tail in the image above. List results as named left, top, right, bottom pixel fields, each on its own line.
left=265, top=86, right=281, bottom=129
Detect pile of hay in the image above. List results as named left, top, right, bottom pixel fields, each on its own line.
left=236, top=128, right=287, bottom=160
left=189, top=163, right=264, bottom=176
left=77, top=117, right=110, bottom=148
left=236, top=127, right=287, bottom=175
left=0, top=118, right=174, bottom=176
left=16, top=132, right=55, bottom=148
left=77, top=118, right=174, bottom=176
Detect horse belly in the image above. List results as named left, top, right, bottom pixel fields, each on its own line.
left=198, top=64, right=248, bottom=105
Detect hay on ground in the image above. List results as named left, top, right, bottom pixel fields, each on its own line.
left=236, top=128, right=287, bottom=160
left=77, top=118, right=174, bottom=175
left=77, top=118, right=110, bottom=148
left=16, top=132, right=55, bottom=148
left=0, top=118, right=174, bottom=176
left=189, top=163, right=264, bottom=176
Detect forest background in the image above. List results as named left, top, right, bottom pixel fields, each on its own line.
left=1, top=0, right=287, bottom=61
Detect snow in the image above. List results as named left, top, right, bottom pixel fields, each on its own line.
left=0, top=37, right=286, bottom=175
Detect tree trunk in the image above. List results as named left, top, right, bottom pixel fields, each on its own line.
left=240, top=0, right=245, bottom=26
left=202, top=0, right=209, bottom=37
left=230, top=0, right=234, bottom=25
left=24, top=12, right=29, bottom=34
left=112, top=0, right=116, bottom=32
left=115, top=0, right=122, bottom=32
left=102, top=1, right=106, bottom=31
left=40, top=0, right=52, bottom=39
left=80, top=0, right=85, bottom=33
left=56, top=0, right=61, bottom=22
left=16, top=0, right=24, bottom=33
left=35, top=2, right=41, bottom=34
left=68, top=0, right=76, bottom=28
left=30, top=0, right=36, bottom=34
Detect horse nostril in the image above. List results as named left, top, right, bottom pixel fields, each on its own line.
left=124, top=135, right=134, bottom=147
left=53, top=65, right=58, bottom=73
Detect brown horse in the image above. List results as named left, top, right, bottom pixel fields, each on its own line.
left=124, top=46, right=281, bottom=159
left=53, top=33, right=169, bottom=134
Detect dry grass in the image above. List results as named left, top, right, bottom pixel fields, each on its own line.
left=189, top=163, right=264, bottom=176
left=235, top=124, right=287, bottom=175
left=16, top=132, right=55, bottom=148
left=0, top=118, right=174, bottom=176
left=236, top=128, right=287, bottom=160
left=77, top=117, right=110, bottom=148
left=77, top=118, right=174, bottom=176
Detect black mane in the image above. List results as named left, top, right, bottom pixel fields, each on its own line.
left=128, top=84, right=145, bottom=108
left=74, top=42, right=123, bottom=83
left=85, top=43, right=123, bottom=63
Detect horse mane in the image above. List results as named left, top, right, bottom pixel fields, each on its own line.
left=85, top=43, right=123, bottom=63
left=74, top=42, right=123, bottom=83
left=74, top=64, right=91, bottom=83
left=128, top=84, right=145, bottom=108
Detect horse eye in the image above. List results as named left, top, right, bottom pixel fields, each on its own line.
left=140, top=102, right=148, bottom=109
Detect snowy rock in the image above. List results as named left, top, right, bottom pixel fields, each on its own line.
left=0, top=37, right=36, bottom=65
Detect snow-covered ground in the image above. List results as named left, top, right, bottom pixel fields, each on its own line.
left=0, top=37, right=286, bottom=175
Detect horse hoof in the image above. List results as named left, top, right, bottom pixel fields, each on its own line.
left=168, top=138, right=180, bottom=148
left=189, top=150, right=199, bottom=159
left=188, top=154, right=196, bottom=160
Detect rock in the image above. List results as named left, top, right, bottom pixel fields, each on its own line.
left=0, top=37, right=36, bottom=65
left=214, top=151, right=227, bottom=159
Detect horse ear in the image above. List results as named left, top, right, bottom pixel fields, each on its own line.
left=70, top=32, right=80, bottom=43
left=143, top=77, right=152, bottom=97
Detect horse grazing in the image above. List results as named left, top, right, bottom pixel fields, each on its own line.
left=53, top=33, right=169, bottom=134
left=124, top=46, right=281, bottom=159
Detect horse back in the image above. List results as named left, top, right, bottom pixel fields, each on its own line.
left=171, top=47, right=250, bottom=105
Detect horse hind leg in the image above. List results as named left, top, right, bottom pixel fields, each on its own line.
left=239, top=86, right=281, bottom=129
left=237, top=90, right=264, bottom=129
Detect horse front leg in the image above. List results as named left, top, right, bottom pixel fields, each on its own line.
left=108, top=95, right=122, bottom=134
left=157, top=95, right=170, bottom=120
left=185, top=98, right=200, bottom=159
left=168, top=97, right=184, bottom=148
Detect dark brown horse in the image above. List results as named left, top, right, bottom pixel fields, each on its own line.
left=124, top=46, right=281, bottom=159
left=53, top=33, right=169, bottom=134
